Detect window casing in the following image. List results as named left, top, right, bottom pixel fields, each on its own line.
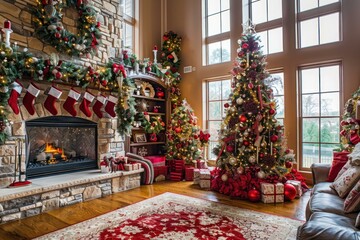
left=299, top=63, right=341, bottom=169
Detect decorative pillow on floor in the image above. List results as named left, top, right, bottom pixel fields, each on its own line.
left=334, top=160, right=352, bottom=181
left=344, top=180, right=360, bottom=213
left=356, top=213, right=360, bottom=229
left=327, top=151, right=349, bottom=182
left=330, top=165, right=360, bottom=198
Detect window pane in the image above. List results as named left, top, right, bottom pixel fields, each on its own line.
left=319, top=0, right=338, bottom=7
left=124, top=23, right=133, bottom=50
left=221, top=0, right=230, bottom=10
left=320, top=65, right=340, bottom=92
left=208, top=14, right=221, bottom=36
left=208, top=41, right=221, bottom=64
left=268, top=27, right=283, bottom=53
left=252, top=0, right=267, bottom=24
left=209, top=141, right=218, bottom=160
left=124, top=0, right=134, bottom=17
left=302, top=94, right=319, bottom=117
left=319, top=13, right=339, bottom=44
left=303, top=118, right=320, bottom=142
left=302, top=143, right=319, bottom=168
left=302, top=68, right=319, bottom=93
left=300, top=18, right=319, bottom=48
left=207, top=0, right=220, bottom=15
left=221, top=39, right=231, bottom=62
left=221, top=10, right=230, bottom=33
left=299, top=0, right=318, bottom=12
left=320, top=143, right=339, bottom=164
left=274, top=96, right=284, bottom=118
left=321, top=93, right=339, bottom=116
left=271, top=73, right=284, bottom=95
left=209, top=121, right=221, bottom=141
left=209, top=102, right=221, bottom=120
left=268, top=0, right=282, bottom=21
left=257, top=31, right=268, bottom=54
left=321, top=118, right=339, bottom=143
left=277, top=119, right=284, bottom=125
left=222, top=80, right=231, bottom=99
left=209, top=81, right=222, bottom=100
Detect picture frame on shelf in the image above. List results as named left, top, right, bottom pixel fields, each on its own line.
left=134, top=133, right=147, bottom=143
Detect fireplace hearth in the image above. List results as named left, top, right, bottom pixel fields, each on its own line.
left=25, top=116, right=98, bottom=178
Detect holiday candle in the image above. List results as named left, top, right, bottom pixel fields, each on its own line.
left=4, top=20, right=11, bottom=30
left=153, top=45, right=158, bottom=51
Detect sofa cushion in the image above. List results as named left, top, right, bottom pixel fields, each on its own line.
left=331, top=165, right=360, bottom=198
left=328, top=151, right=349, bottom=182
left=297, top=212, right=360, bottom=240
left=344, top=180, right=360, bottom=213
left=356, top=213, right=360, bottom=229
left=311, top=182, right=337, bottom=196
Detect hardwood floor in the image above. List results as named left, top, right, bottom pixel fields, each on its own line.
left=0, top=181, right=310, bottom=239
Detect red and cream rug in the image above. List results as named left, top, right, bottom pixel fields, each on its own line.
left=35, top=192, right=303, bottom=240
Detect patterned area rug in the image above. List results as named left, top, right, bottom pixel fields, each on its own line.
left=35, top=192, right=303, bottom=240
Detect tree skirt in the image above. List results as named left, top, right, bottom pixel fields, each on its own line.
left=35, top=192, right=303, bottom=240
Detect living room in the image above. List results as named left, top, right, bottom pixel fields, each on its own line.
left=0, top=0, right=359, bottom=239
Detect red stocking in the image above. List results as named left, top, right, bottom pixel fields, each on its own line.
left=93, top=94, right=107, bottom=118
left=22, top=82, right=40, bottom=115
left=63, top=88, right=81, bottom=117
left=79, top=91, right=95, bottom=117
left=44, top=85, right=62, bottom=115
left=8, top=80, right=23, bottom=115
left=104, top=95, right=118, bottom=118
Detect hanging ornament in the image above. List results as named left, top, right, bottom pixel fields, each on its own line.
left=226, top=145, right=235, bottom=152
left=236, top=97, right=244, bottom=105
left=269, top=108, right=276, bottom=115
left=243, top=140, right=250, bottom=146
left=249, top=155, right=256, bottom=163
left=270, top=135, right=278, bottom=142
left=221, top=174, right=228, bottom=182
left=237, top=166, right=244, bottom=174
left=285, top=161, right=293, bottom=168
left=257, top=170, right=266, bottom=179
left=228, top=156, right=237, bottom=165
left=239, top=114, right=247, bottom=123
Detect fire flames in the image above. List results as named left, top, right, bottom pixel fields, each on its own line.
left=45, top=143, right=67, bottom=160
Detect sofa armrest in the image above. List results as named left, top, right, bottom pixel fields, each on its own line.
left=311, top=163, right=331, bottom=184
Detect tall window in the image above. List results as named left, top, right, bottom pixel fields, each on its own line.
left=122, top=0, right=135, bottom=52
left=266, top=72, right=284, bottom=125
left=299, top=63, right=341, bottom=169
left=249, top=0, right=283, bottom=55
left=206, top=79, right=231, bottom=160
left=297, top=0, right=341, bottom=48
left=204, top=0, right=231, bottom=65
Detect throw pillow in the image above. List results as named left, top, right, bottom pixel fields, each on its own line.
left=334, top=160, right=352, bottom=181
left=327, top=151, right=349, bottom=182
left=356, top=213, right=360, bottom=229
left=347, top=142, right=360, bottom=165
left=330, top=165, right=360, bottom=198
left=344, top=180, right=360, bottom=213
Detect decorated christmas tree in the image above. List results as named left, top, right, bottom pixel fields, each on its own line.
left=211, top=24, right=295, bottom=198
left=340, top=87, right=360, bottom=151
left=166, top=99, right=202, bottom=164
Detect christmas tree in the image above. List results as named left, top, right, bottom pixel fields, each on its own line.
left=211, top=23, right=295, bottom=198
left=166, top=99, right=202, bottom=164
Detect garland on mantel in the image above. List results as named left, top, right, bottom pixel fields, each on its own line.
left=32, top=0, right=102, bottom=57
left=0, top=34, right=182, bottom=142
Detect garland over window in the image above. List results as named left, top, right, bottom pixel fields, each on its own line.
left=32, top=0, right=101, bottom=57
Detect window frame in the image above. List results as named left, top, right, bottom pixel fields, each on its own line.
left=122, top=0, right=136, bottom=52
left=298, top=62, right=343, bottom=170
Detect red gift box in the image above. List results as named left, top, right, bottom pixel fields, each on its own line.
left=144, top=155, right=166, bottom=167
left=154, top=166, right=168, bottom=178
left=170, top=172, right=183, bottom=181
left=185, top=166, right=194, bottom=181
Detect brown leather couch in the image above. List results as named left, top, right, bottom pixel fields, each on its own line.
left=297, top=163, right=360, bottom=240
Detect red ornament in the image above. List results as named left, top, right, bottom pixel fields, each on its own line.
left=55, top=71, right=62, bottom=79
left=63, top=37, right=69, bottom=42
left=149, top=133, right=157, bottom=142
left=247, top=189, right=261, bottom=202
left=239, top=114, right=247, bottom=123
left=156, top=91, right=164, bottom=98
left=248, top=83, right=254, bottom=89
left=224, top=103, right=230, bottom=108
left=270, top=135, right=278, bottom=142
left=55, top=32, right=61, bottom=39
left=284, top=183, right=297, bottom=201
left=269, top=108, right=276, bottom=115
left=96, top=22, right=101, bottom=28
left=285, top=161, right=293, bottom=168
left=226, top=145, right=234, bottom=152
left=243, top=141, right=249, bottom=146
left=259, top=153, right=264, bottom=158
left=175, top=127, right=181, bottom=133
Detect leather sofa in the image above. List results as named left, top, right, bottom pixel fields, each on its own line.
left=297, top=163, right=360, bottom=240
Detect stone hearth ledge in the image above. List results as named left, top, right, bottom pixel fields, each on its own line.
left=0, top=169, right=143, bottom=202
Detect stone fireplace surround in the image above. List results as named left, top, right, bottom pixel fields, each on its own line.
left=0, top=80, right=142, bottom=224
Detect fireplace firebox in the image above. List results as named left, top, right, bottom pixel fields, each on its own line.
left=25, top=116, right=98, bottom=178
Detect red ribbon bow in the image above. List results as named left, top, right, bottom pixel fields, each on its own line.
left=112, top=63, right=127, bottom=78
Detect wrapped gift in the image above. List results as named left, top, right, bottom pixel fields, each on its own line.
left=170, top=172, right=183, bottom=181
left=194, top=169, right=201, bottom=179
left=260, top=182, right=284, bottom=203
left=286, top=180, right=303, bottom=198
left=154, top=166, right=168, bottom=179
left=199, top=179, right=211, bottom=189
left=132, top=163, right=139, bottom=170
left=185, top=166, right=195, bottom=181
left=199, top=169, right=211, bottom=180
left=196, top=159, right=206, bottom=169
left=124, top=164, right=133, bottom=171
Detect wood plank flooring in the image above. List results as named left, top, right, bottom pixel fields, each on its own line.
left=0, top=181, right=310, bottom=240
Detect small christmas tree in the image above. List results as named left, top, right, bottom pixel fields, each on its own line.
left=166, top=99, right=202, bottom=164
left=212, top=23, right=295, bottom=198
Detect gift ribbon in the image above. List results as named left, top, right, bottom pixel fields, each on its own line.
left=216, top=134, right=236, bottom=164
left=257, top=85, right=263, bottom=109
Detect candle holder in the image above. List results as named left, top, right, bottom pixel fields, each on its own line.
left=153, top=45, right=158, bottom=64
left=2, top=28, right=13, bottom=50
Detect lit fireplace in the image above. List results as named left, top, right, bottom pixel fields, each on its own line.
left=25, top=116, right=98, bottom=178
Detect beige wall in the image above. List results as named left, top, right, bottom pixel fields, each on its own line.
left=149, top=0, right=360, bottom=160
